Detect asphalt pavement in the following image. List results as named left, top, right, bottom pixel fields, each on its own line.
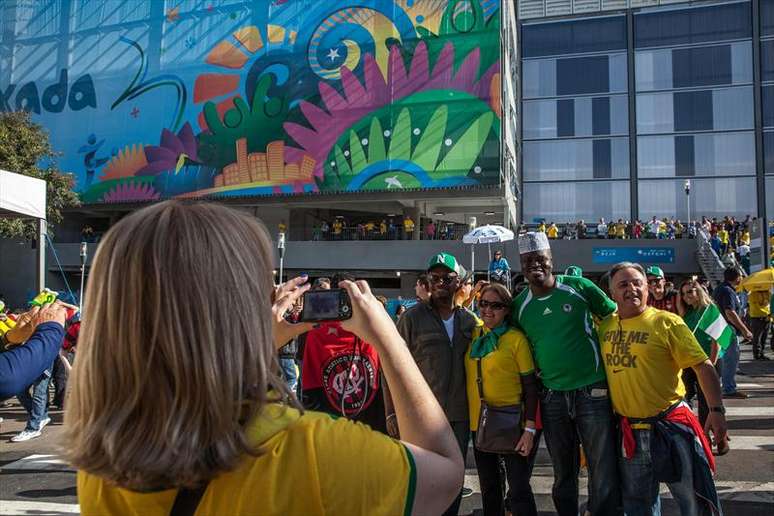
left=1, top=347, right=772, bottom=515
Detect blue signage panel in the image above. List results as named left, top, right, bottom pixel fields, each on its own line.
left=593, top=247, right=675, bottom=264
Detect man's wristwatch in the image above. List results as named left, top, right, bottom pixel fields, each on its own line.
left=710, top=406, right=726, bottom=415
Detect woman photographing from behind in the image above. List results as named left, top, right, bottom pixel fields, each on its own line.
left=64, top=201, right=463, bottom=516
left=465, top=284, right=540, bottom=516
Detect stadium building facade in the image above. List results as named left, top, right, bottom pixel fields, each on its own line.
left=518, top=0, right=772, bottom=225
left=1, top=0, right=768, bottom=304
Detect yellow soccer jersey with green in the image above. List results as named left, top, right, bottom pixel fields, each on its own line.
left=599, top=307, right=708, bottom=419
left=78, top=405, right=416, bottom=516
left=465, top=327, right=535, bottom=431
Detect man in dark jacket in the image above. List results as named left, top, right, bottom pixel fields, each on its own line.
left=386, top=252, right=477, bottom=516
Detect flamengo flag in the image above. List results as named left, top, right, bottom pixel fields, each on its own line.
left=692, top=304, right=734, bottom=352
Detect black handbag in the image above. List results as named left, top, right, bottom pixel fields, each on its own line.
left=474, top=359, right=522, bottom=454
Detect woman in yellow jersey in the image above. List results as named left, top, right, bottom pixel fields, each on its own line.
left=676, top=279, right=724, bottom=452
left=64, top=201, right=463, bottom=516
left=465, top=284, right=539, bottom=516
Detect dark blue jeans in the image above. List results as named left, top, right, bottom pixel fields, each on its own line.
left=540, top=381, right=622, bottom=516
left=621, top=428, right=716, bottom=516
left=17, top=367, right=52, bottom=432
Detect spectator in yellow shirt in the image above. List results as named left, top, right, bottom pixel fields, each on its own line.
left=537, top=221, right=546, bottom=233
left=403, top=217, right=415, bottom=240
left=748, top=289, right=771, bottom=360
left=718, top=228, right=729, bottom=254
left=739, top=230, right=751, bottom=246
left=547, top=223, right=559, bottom=239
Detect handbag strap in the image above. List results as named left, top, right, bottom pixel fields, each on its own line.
left=475, top=358, right=485, bottom=402
left=170, top=483, right=209, bottom=516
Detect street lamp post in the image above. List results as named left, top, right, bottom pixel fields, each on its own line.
left=277, top=232, right=286, bottom=285
left=79, top=241, right=88, bottom=313
left=684, top=179, right=691, bottom=233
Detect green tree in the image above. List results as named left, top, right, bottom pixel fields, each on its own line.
left=0, top=111, right=80, bottom=239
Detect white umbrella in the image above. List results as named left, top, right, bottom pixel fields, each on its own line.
left=463, top=225, right=515, bottom=282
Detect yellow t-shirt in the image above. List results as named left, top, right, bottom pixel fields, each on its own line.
left=599, top=307, right=708, bottom=419
left=78, top=406, right=415, bottom=516
left=718, top=229, right=729, bottom=244
left=740, top=231, right=751, bottom=246
left=616, top=224, right=626, bottom=237
left=537, top=223, right=546, bottom=233
left=547, top=226, right=558, bottom=238
left=748, top=290, right=771, bottom=318
left=465, top=327, right=535, bottom=431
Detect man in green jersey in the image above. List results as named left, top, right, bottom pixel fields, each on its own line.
left=511, top=232, right=622, bottom=516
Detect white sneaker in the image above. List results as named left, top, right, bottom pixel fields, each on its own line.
left=39, top=417, right=51, bottom=429
left=11, top=429, right=42, bottom=442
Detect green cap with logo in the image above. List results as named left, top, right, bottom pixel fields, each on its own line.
left=564, top=265, right=583, bottom=277
left=645, top=265, right=665, bottom=279
left=427, top=252, right=467, bottom=277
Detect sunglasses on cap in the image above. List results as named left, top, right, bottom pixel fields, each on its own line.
left=428, top=273, right=458, bottom=284
left=478, top=300, right=508, bottom=311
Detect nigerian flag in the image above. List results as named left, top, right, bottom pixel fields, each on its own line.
left=691, top=304, right=735, bottom=352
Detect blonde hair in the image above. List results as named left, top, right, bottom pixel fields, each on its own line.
left=679, top=279, right=714, bottom=309
left=64, top=201, right=294, bottom=490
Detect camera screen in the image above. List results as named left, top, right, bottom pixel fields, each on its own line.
left=304, top=291, right=340, bottom=319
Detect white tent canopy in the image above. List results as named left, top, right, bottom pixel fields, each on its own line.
left=0, top=169, right=47, bottom=293
left=0, top=169, right=46, bottom=219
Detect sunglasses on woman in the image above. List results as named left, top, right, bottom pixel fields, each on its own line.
left=478, top=300, right=508, bottom=311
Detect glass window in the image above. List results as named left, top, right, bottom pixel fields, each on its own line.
left=765, top=85, right=774, bottom=128
left=763, top=40, right=774, bottom=83
left=763, top=0, right=774, bottom=36
left=638, top=132, right=756, bottom=178
left=71, top=0, right=151, bottom=30
left=523, top=95, right=628, bottom=139
left=637, top=87, right=754, bottom=133
left=556, top=56, right=609, bottom=95
left=767, top=177, right=774, bottom=223
left=523, top=181, right=631, bottom=224
left=14, top=0, right=61, bottom=39
left=638, top=177, right=757, bottom=221
left=523, top=54, right=627, bottom=99
left=523, top=137, right=629, bottom=181
left=522, top=16, right=626, bottom=58
left=765, top=131, right=774, bottom=174
left=634, top=2, right=751, bottom=49
left=523, top=59, right=556, bottom=98
left=10, top=41, right=60, bottom=84
left=70, top=26, right=151, bottom=77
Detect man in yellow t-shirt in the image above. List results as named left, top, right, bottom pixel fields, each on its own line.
left=748, top=289, right=771, bottom=360
left=546, top=223, right=558, bottom=239
left=78, top=406, right=416, bottom=516
left=602, top=262, right=727, bottom=515
left=403, top=217, right=415, bottom=239
left=718, top=227, right=729, bottom=254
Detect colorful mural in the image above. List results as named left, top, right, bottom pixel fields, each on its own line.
left=1, top=0, right=501, bottom=203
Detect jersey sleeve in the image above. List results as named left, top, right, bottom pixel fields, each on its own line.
left=667, top=318, right=709, bottom=369
left=579, top=277, right=617, bottom=318
left=509, top=294, right=526, bottom=330
left=511, top=332, right=535, bottom=375
left=315, top=417, right=416, bottom=516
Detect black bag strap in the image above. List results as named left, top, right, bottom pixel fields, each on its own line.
left=170, top=483, right=209, bottom=516
left=475, top=359, right=485, bottom=402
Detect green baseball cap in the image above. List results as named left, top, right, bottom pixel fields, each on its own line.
left=646, top=265, right=665, bottom=279
left=427, top=252, right=467, bottom=277
left=564, top=266, right=583, bottom=277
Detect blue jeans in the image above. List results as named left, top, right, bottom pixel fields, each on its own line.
left=621, top=428, right=715, bottom=516
left=719, top=336, right=740, bottom=395
left=17, top=367, right=52, bottom=432
left=541, top=381, right=622, bottom=516
left=279, top=358, right=298, bottom=393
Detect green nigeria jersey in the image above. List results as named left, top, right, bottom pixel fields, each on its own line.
left=511, top=275, right=617, bottom=391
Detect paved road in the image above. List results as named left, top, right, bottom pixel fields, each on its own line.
left=1, top=348, right=772, bottom=515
